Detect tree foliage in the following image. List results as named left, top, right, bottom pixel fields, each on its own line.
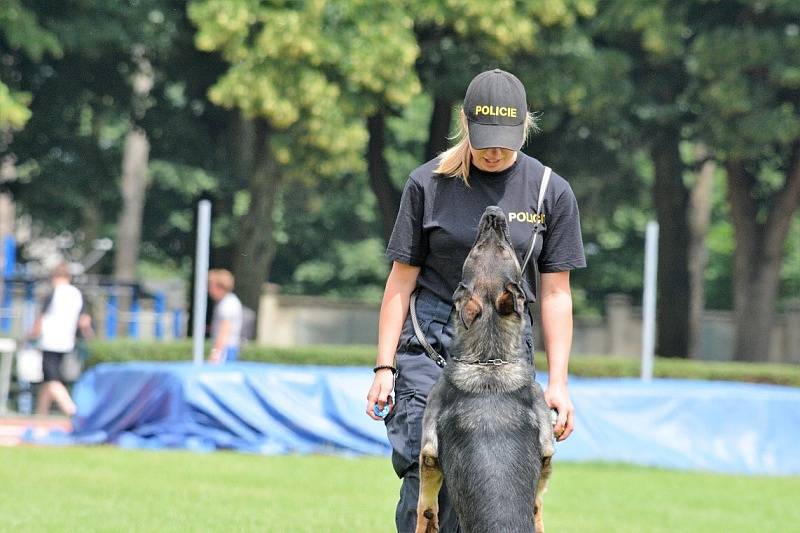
left=7, top=1, right=227, bottom=273
left=189, top=0, right=420, bottom=163
left=684, top=0, right=800, bottom=360
left=0, top=0, right=61, bottom=129
left=2, top=1, right=798, bottom=357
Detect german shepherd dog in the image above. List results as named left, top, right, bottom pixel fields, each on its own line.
left=415, top=206, right=555, bottom=533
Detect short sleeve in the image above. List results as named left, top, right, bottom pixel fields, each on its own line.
left=77, top=290, right=85, bottom=314
left=217, top=297, right=239, bottom=321
left=385, top=176, right=427, bottom=266
left=537, top=183, right=587, bottom=273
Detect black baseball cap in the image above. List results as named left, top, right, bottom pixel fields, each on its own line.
left=463, top=69, right=527, bottom=150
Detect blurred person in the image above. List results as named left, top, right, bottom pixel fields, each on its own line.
left=207, top=269, right=243, bottom=364
left=29, top=262, right=93, bottom=417
left=365, top=69, right=586, bottom=531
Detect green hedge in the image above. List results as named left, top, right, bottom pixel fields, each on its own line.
left=84, top=340, right=800, bottom=387
left=566, top=355, right=800, bottom=387
left=85, top=340, right=376, bottom=368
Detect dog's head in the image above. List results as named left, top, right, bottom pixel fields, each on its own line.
left=453, top=206, right=526, bottom=334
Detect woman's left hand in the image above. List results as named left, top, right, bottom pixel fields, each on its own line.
left=545, top=382, right=574, bottom=441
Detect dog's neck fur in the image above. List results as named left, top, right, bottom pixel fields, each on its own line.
left=447, top=312, right=532, bottom=394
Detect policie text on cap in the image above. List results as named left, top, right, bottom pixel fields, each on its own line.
left=463, top=69, right=528, bottom=151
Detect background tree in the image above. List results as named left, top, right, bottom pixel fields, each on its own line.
left=590, top=1, right=703, bottom=357
left=686, top=0, right=800, bottom=361
left=686, top=144, right=716, bottom=359
left=2, top=1, right=798, bottom=363
left=188, top=0, right=419, bottom=310
left=8, top=1, right=228, bottom=278
left=114, top=45, right=154, bottom=284
left=362, top=0, right=600, bottom=243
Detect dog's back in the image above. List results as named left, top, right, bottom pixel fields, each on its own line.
left=437, top=369, right=541, bottom=532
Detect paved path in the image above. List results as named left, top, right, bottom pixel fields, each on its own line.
left=0, top=415, right=71, bottom=446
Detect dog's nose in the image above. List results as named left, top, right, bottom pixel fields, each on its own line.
left=484, top=206, right=504, bottom=219
left=482, top=206, right=506, bottom=227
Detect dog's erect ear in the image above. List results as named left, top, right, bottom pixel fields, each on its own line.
left=496, top=281, right=525, bottom=317
left=454, top=282, right=482, bottom=329
left=460, top=297, right=483, bottom=329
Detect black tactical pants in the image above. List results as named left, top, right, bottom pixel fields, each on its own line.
left=384, top=287, right=535, bottom=532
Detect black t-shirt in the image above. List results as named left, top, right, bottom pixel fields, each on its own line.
left=385, top=152, right=586, bottom=304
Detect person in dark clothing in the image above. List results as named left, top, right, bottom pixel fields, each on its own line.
left=365, top=69, right=586, bottom=532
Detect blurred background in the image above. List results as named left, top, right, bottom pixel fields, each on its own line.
left=1, top=0, right=798, bottom=362
left=1, top=1, right=799, bottom=532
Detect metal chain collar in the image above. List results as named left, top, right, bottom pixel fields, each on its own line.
left=449, top=357, right=522, bottom=366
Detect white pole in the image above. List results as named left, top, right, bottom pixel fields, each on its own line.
left=641, top=221, right=659, bottom=382
left=192, top=200, right=212, bottom=365
left=642, top=220, right=658, bottom=382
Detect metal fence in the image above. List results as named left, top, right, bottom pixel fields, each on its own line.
left=0, top=279, right=187, bottom=342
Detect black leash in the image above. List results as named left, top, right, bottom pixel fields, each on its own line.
left=409, top=288, right=448, bottom=368
left=409, top=166, right=553, bottom=369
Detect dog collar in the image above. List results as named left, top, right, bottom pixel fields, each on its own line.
left=449, top=357, right=522, bottom=366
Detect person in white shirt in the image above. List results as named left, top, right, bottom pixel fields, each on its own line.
left=207, top=269, right=243, bottom=364
left=29, top=263, right=93, bottom=416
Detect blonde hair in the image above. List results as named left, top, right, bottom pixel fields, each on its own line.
left=208, top=269, right=235, bottom=292
left=434, top=108, right=540, bottom=185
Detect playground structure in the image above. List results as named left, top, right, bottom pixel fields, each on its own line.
left=0, top=234, right=187, bottom=342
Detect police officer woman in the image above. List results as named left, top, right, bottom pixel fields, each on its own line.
left=366, top=69, right=586, bottom=532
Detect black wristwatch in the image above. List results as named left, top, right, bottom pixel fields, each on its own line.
left=373, top=365, right=397, bottom=375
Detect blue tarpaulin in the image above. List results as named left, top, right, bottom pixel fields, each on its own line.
left=66, top=362, right=390, bottom=455
left=34, top=361, right=800, bottom=475
left=554, top=376, right=800, bottom=476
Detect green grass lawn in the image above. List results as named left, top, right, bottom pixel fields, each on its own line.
left=2, top=447, right=799, bottom=532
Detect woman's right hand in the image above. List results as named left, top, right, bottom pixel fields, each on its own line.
left=368, top=261, right=419, bottom=421
left=366, top=369, right=395, bottom=420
